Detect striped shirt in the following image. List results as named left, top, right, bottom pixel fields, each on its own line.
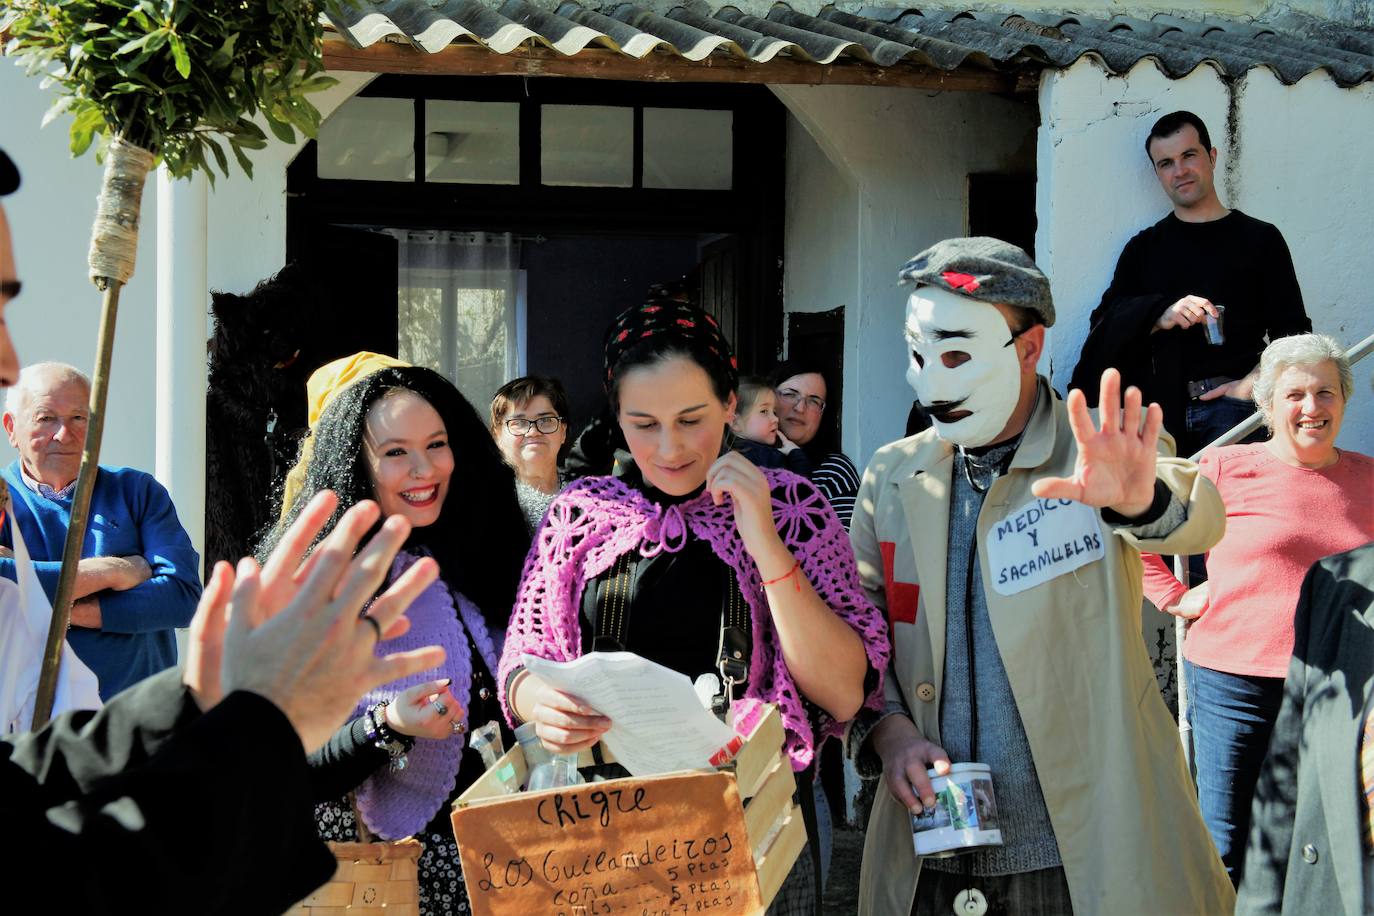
left=811, top=452, right=860, bottom=529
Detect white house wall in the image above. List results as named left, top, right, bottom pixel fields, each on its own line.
left=0, top=64, right=372, bottom=545
left=774, top=84, right=1037, bottom=467
left=205, top=73, right=376, bottom=296
left=0, top=62, right=159, bottom=473
left=1037, top=57, right=1374, bottom=456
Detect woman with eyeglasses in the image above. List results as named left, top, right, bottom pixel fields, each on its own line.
left=770, top=358, right=861, bottom=528
left=490, top=376, right=570, bottom=532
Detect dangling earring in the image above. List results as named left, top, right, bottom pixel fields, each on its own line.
left=721, top=424, right=738, bottom=456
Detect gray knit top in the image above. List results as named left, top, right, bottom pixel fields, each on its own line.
left=925, top=440, right=1063, bottom=875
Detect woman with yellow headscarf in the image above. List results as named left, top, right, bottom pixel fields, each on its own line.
left=261, top=353, right=529, bottom=915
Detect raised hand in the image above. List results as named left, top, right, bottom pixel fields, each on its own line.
left=184, top=491, right=445, bottom=754
left=1032, top=368, right=1162, bottom=519
left=185, top=490, right=349, bottom=711
left=706, top=450, right=781, bottom=558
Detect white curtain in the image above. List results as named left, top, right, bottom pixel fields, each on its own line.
left=390, top=230, right=523, bottom=410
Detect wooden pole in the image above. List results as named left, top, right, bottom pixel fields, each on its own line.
left=31, top=278, right=122, bottom=727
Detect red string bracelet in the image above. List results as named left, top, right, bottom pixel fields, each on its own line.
left=761, top=559, right=803, bottom=592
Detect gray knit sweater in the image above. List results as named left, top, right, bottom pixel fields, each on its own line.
left=925, top=441, right=1063, bottom=875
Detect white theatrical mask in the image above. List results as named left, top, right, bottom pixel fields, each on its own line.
left=904, top=286, right=1022, bottom=448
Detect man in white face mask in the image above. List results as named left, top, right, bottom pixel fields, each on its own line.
left=847, top=237, right=1232, bottom=916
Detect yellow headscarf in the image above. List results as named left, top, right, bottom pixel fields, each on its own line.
left=279, top=351, right=411, bottom=519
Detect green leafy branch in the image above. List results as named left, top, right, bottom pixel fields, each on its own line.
left=3, top=0, right=349, bottom=183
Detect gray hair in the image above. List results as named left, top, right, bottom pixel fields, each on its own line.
left=4, top=362, right=91, bottom=416
left=1252, top=333, right=1353, bottom=430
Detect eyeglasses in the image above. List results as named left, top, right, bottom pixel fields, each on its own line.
left=0, top=280, right=20, bottom=302
left=504, top=415, right=564, bottom=436
left=777, top=388, right=826, bottom=413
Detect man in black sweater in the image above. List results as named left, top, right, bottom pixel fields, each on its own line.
left=1070, top=111, right=1310, bottom=458
left=0, top=147, right=445, bottom=913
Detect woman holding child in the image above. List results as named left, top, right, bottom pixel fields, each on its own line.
left=261, top=352, right=530, bottom=916
left=769, top=358, right=861, bottom=527
left=498, top=298, right=889, bottom=914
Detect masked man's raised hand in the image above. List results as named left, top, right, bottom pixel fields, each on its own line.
left=1032, top=368, right=1162, bottom=519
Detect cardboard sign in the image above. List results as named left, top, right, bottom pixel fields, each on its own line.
left=452, top=771, right=764, bottom=916
left=986, top=496, right=1105, bottom=596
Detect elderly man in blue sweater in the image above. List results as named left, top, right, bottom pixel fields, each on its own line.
left=1, top=362, right=200, bottom=698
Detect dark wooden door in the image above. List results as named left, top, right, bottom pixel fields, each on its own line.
left=699, top=234, right=740, bottom=359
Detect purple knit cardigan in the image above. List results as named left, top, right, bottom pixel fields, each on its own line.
left=353, top=552, right=502, bottom=840
left=497, top=467, right=888, bottom=772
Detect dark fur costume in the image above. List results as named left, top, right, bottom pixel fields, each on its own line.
left=204, top=265, right=314, bottom=578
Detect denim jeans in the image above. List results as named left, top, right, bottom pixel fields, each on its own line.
left=1184, top=659, right=1286, bottom=885
left=1183, top=395, right=1264, bottom=457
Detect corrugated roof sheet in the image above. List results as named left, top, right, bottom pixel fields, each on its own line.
left=325, top=1, right=1374, bottom=88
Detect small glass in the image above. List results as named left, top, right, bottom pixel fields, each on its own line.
left=514, top=721, right=583, bottom=790
left=1203, top=304, right=1226, bottom=345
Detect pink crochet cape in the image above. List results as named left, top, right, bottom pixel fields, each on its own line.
left=497, top=468, right=889, bottom=772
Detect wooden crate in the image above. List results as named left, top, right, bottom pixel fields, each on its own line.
left=451, top=705, right=802, bottom=915
left=285, top=839, right=423, bottom=915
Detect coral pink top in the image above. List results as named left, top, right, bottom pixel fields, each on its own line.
left=1142, top=443, right=1374, bottom=677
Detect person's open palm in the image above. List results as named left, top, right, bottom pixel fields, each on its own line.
left=183, top=491, right=445, bottom=754
left=1032, top=368, right=1162, bottom=518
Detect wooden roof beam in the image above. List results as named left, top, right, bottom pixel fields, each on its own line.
left=322, top=40, right=1031, bottom=94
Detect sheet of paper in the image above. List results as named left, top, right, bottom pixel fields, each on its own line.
left=522, top=652, right=740, bottom=777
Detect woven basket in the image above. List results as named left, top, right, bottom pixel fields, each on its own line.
left=285, top=838, right=423, bottom=915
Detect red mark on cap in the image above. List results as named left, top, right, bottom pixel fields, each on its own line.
left=942, top=271, right=980, bottom=293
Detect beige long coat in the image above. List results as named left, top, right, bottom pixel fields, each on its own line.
left=849, top=381, right=1235, bottom=916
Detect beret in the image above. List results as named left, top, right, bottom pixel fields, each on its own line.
left=898, top=236, right=1054, bottom=327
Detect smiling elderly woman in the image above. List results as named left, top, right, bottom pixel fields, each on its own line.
left=1142, top=332, right=1374, bottom=885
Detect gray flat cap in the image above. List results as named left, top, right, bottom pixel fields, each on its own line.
left=898, top=236, right=1054, bottom=328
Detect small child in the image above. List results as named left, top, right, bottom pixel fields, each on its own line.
left=730, top=376, right=812, bottom=476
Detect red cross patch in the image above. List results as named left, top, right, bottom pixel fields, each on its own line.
left=880, top=541, right=920, bottom=626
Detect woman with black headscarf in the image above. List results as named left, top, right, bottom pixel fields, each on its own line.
left=499, top=301, right=889, bottom=915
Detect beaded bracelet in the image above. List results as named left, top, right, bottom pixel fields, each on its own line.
left=364, top=701, right=414, bottom=771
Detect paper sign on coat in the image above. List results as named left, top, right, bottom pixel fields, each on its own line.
left=985, top=496, right=1105, bottom=596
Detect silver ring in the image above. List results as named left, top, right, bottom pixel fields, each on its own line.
left=450, top=719, right=465, bottom=734
left=433, top=699, right=449, bottom=717
left=360, top=613, right=382, bottom=642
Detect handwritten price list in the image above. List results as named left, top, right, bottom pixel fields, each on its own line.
left=452, top=771, right=764, bottom=916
